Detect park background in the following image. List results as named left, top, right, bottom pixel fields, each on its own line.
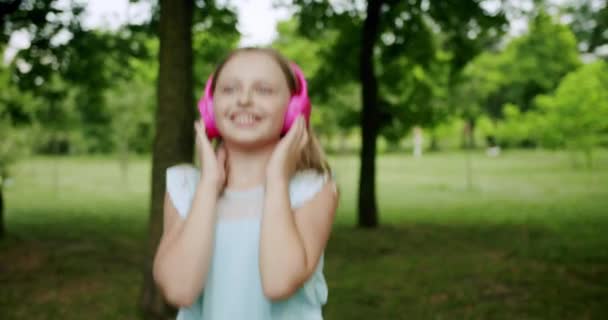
left=1, top=0, right=607, bottom=319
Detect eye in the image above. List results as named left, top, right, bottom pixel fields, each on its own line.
left=220, top=84, right=236, bottom=94
left=256, top=85, right=274, bottom=95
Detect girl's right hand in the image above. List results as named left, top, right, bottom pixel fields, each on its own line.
left=194, top=119, right=227, bottom=193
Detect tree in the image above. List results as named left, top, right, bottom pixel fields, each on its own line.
left=562, top=0, right=608, bottom=57
left=2, top=0, right=152, bottom=153
left=0, top=119, right=30, bottom=239
left=282, top=0, right=507, bottom=227
left=272, top=18, right=360, bottom=151
left=106, top=78, right=155, bottom=186
left=455, top=11, right=581, bottom=148
left=0, top=63, right=36, bottom=239
left=534, top=60, right=608, bottom=167
left=357, top=0, right=383, bottom=226
left=139, top=0, right=238, bottom=318
left=139, top=0, right=194, bottom=317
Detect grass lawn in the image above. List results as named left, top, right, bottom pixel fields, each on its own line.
left=1, top=149, right=607, bottom=319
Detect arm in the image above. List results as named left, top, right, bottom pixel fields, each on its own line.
left=152, top=179, right=219, bottom=307
left=154, top=120, right=227, bottom=307
left=259, top=176, right=338, bottom=301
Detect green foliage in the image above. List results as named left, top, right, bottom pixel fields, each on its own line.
left=494, top=103, right=535, bottom=148
left=507, top=13, right=580, bottom=95
left=431, top=117, right=466, bottom=150
left=492, top=60, right=608, bottom=163
left=95, top=35, right=157, bottom=155
left=534, top=60, right=608, bottom=163
left=0, top=120, right=30, bottom=186
left=0, top=65, right=38, bottom=181
left=2, top=0, right=155, bottom=154
left=272, top=18, right=354, bottom=139
left=475, top=115, right=496, bottom=140
left=2, top=0, right=240, bottom=155
left=282, top=0, right=507, bottom=141
left=562, top=0, right=608, bottom=54
left=456, top=51, right=507, bottom=120
left=192, top=0, right=240, bottom=93
left=272, top=19, right=327, bottom=79
left=105, top=79, right=155, bottom=155
left=458, top=12, right=581, bottom=119
left=379, top=49, right=452, bottom=143
left=0, top=64, right=39, bottom=126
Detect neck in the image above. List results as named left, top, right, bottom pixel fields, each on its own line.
left=223, top=140, right=279, bottom=190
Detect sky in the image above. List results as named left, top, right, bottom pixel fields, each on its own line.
left=3, top=0, right=292, bottom=64
left=82, top=0, right=292, bottom=46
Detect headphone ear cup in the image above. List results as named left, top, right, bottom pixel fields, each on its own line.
left=282, top=63, right=312, bottom=134
left=198, top=97, right=217, bottom=139
left=282, top=95, right=310, bottom=134
left=198, top=74, right=220, bottom=139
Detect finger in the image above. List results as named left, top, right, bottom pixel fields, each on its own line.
left=216, top=144, right=227, bottom=164
left=194, top=123, right=202, bottom=146
left=217, top=144, right=229, bottom=185
left=294, top=116, right=305, bottom=135
left=286, top=116, right=302, bottom=152
left=195, top=121, right=209, bottom=143
left=201, top=120, right=208, bottom=135
left=195, top=119, right=206, bottom=136
left=296, top=116, right=306, bottom=148
left=284, top=116, right=301, bottom=142
left=195, top=121, right=214, bottom=155
left=300, top=121, right=310, bottom=151
left=299, top=125, right=309, bottom=151
left=194, top=121, right=202, bottom=138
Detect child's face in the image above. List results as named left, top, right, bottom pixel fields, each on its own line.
left=213, top=52, right=292, bottom=147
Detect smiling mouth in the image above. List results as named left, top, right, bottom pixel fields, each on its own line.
left=230, top=113, right=262, bottom=127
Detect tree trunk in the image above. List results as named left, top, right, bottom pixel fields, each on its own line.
left=0, top=186, right=4, bottom=239
left=465, top=146, right=473, bottom=191
left=120, top=138, right=129, bottom=189
left=463, top=119, right=474, bottom=191
left=357, top=0, right=383, bottom=228
left=461, top=117, right=476, bottom=149
left=139, top=0, right=194, bottom=318
left=429, top=128, right=439, bottom=152
left=338, top=131, right=348, bottom=154
left=53, top=130, right=59, bottom=198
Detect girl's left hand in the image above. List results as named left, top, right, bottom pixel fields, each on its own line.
left=266, top=116, right=308, bottom=182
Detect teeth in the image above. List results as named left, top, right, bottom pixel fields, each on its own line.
left=233, top=114, right=256, bottom=125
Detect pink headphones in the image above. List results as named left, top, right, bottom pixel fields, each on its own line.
left=197, top=62, right=311, bottom=140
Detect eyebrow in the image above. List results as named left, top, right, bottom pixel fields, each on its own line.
left=217, top=78, right=278, bottom=86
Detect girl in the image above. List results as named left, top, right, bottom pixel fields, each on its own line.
left=153, top=47, right=339, bottom=320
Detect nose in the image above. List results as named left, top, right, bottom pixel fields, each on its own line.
left=237, top=87, right=253, bottom=107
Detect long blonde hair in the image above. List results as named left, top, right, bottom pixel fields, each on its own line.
left=210, top=47, right=332, bottom=177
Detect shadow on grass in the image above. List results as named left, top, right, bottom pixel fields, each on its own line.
left=1, top=217, right=607, bottom=320
left=323, top=222, right=608, bottom=320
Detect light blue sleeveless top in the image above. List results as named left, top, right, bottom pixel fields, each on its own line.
left=166, top=164, right=330, bottom=320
